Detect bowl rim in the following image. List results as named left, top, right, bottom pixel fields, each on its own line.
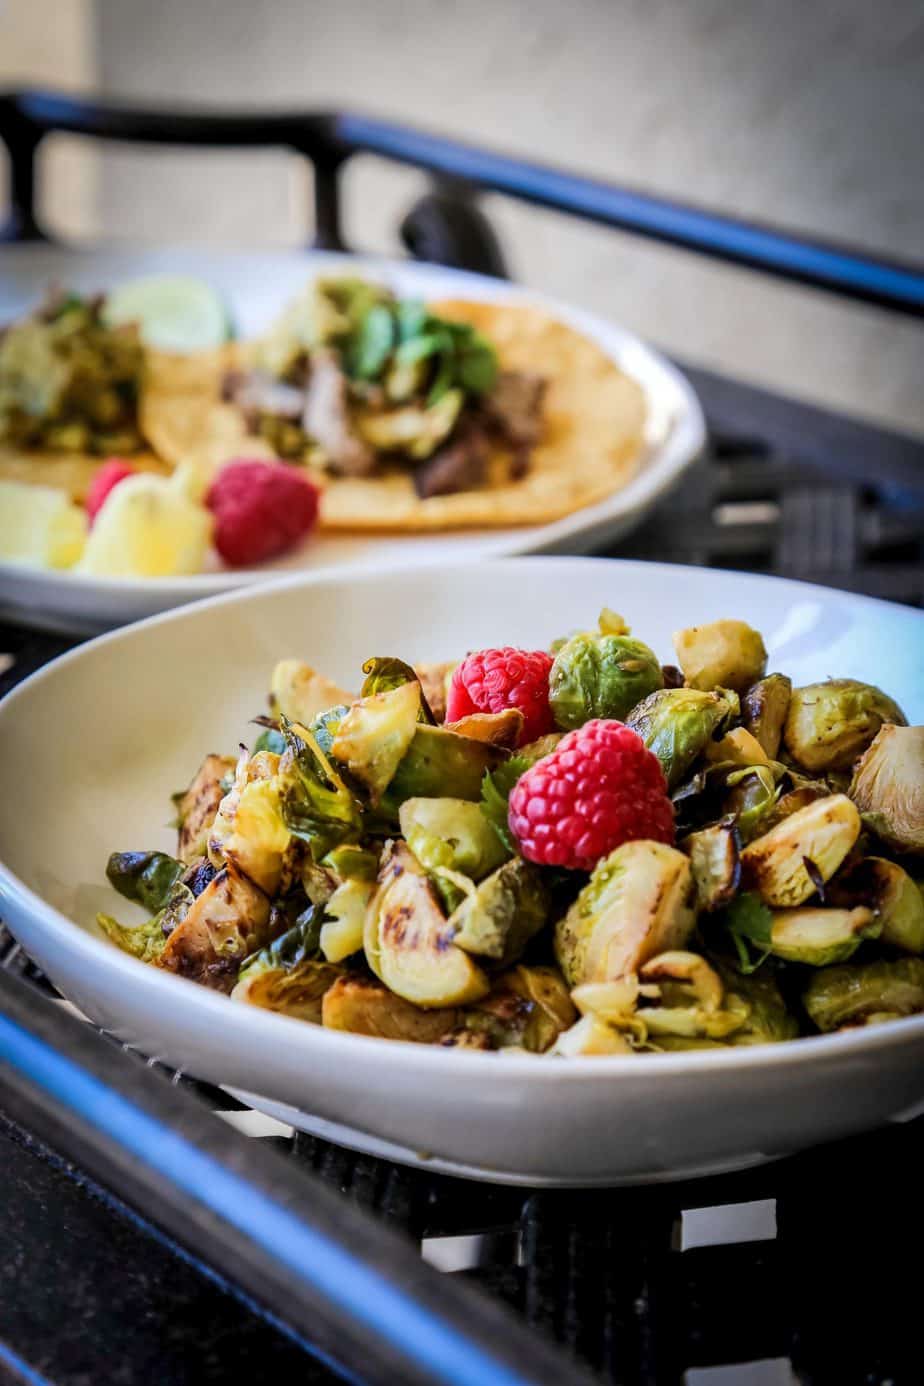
left=2, top=554, right=923, bottom=1083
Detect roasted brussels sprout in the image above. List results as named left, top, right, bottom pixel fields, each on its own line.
left=828, top=857, right=924, bottom=954
left=681, top=823, right=740, bottom=911
left=321, top=843, right=379, bottom=882
left=159, top=865, right=272, bottom=992
left=209, top=769, right=291, bottom=897
left=548, top=632, right=663, bottom=729
left=270, top=659, right=354, bottom=727
left=174, top=753, right=238, bottom=863
left=383, top=724, right=507, bottom=810
left=449, top=857, right=549, bottom=964
left=462, top=965, right=576, bottom=1051
left=106, top=850, right=183, bottom=913
left=803, top=957, right=924, bottom=1032
left=331, top=680, right=421, bottom=800
left=765, top=905, right=877, bottom=966
left=232, top=909, right=342, bottom=1020
left=848, top=724, right=924, bottom=856
left=782, top=679, right=907, bottom=774
left=364, top=842, right=489, bottom=1007
left=398, top=797, right=507, bottom=880
left=555, top=840, right=696, bottom=985
left=412, top=661, right=456, bottom=723
left=626, top=687, right=739, bottom=789
left=673, top=619, right=767, bottom=694
left=359, top=656, right=434, bottom=723
left=742, top=674, right=791, bottom=758
left=722, top=764, right=780, bottom=843
left=321, top=974, right=461, bottom=1042
left=551, top=1015, right=635, bottom=1056
left=319, top=878, right=375, bottom=962
left=704, top=727, right=771, bottom=768
left=637, top=951, right=745, bottom=1040
left=740, top=794, right=861, bottom=907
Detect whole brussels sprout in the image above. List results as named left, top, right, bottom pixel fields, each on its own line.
left=783, top=678, right=907, bottom=774
left=625, top=687, right=738, bottom=789
left=803, top=957, right=924, bottom=1032
left=673, top=619, right=767, bottom=694
left=549, top=633, right=663, bottom=730
left=848, top=723, right=924, bottom=856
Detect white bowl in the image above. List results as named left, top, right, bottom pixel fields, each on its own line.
left=0, top=246, right=704, bottom=635
left=1, top=558, right=922, bottom=1186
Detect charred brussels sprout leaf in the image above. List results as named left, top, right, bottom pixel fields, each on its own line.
left=308, top=704, right=349, bottom=756
left=626, top=687, right=738, bottom=790
left=464, top=966, right=577, bottom=1051
left=848, top=724, right=924, bottom=856
left=360, top=656, right=436, bottom=724
left=277, top=717, right=363, bottom=860
left=766, top=905, right=878, bottom=966
left=320, top=843, right=380, bottom=883
left=549, top=633, right=663, bottom=730
left=253, top=727, right=287, bottom=755
left=724, top=763, right=780, bottom=842
left=828, top=857, right=924, bottom=954
left=681, top=823, right=740, bottom=912
left=710, top=958, right=799, bottom=1044
left=233, top=905, right=341, bottom=1021
left=803, top=957, right=924, bottom=1032
left=783, top=679, right=907, bottom=774
left=97, top=881, right=194, bottom=963
left=106, top=851, right=184, bottom=913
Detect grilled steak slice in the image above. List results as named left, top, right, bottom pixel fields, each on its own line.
left=413, top=420, right=488, bottom=498
left=482, top=370, right=547, bottom=448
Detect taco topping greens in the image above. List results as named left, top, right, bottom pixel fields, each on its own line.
left=221, top=277, right=546, bottom=497
left=98, top=610, right=923, bottom=1055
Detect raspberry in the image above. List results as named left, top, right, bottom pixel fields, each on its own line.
left=508, top=719, right=674, bottom=871
left=206, top=459, right=320, bottom=567
left=85, top=459, right=135, bottom=524
left=447, top=646, right=554, bottom=746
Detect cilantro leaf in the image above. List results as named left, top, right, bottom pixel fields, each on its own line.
left=717, top=891, right=774, bottom=974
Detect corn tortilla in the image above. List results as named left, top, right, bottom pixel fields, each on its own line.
left=144, top=302, right=648, bottom=532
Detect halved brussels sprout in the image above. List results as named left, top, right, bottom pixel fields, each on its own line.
left=321, top=974, right=461, bottom=1042
left=740, top=794, right=861, bottom=907
left=673, top=620, right=767, bottom=694
left=383, top=724, right=507, bottom=811
left=209, top=773, right=291, bottom=897
left=681, top=823, right=740, bottom=912
left=555, top=840, right=696, bottom=986
left=549, top=632, right=663, bottom=730
left=803, top=957, right=924, bottom=1032
left=551, top=1015, right=635, bottom=1056
left=232, top=910, right=342, bottom=1021
left=848, top=724, right=924, bottom=856
left=463, top=965, right=576, bottom=1052
left=449, top=857, right=549, bottom=964
left=782, top=679, right=907, bottom=774
left=270, top=659, right=354, bottom=727
left=626, top=687, right=739, bottom=789
left=742, top=674, right=791, bottom=759
left=159, top=865, right=272, bottom=992
left=364, top=842, right=489, bottom=1007
left=106, top=850, right=184, bottom=913
left=320, top=878, right=376, bottom=962
left=398, top=796, right=508, bottom=880
left=331, top=680, right=421, bottom=801
left=828, top=857, right=924, bottom=954
left=444, top=709, right=524, bottom=748
left=174, top=753, right=238, bottom=863
left=766, top=905, right=878, bottom=966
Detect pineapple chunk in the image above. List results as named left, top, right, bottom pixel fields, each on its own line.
left=77, top=464, right=211, bottom=577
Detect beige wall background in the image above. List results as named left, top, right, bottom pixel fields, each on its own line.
left=3, top=0, right=923, bottom=434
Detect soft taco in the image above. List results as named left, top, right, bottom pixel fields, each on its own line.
left=153, top=278, right=648, bottom=531
left=0, top=288, right=172, bottom=501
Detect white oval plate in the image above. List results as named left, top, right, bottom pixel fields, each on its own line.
left=0, top=246, right=704, bottom=635
left=1, top=558, right=922, bottom=1186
